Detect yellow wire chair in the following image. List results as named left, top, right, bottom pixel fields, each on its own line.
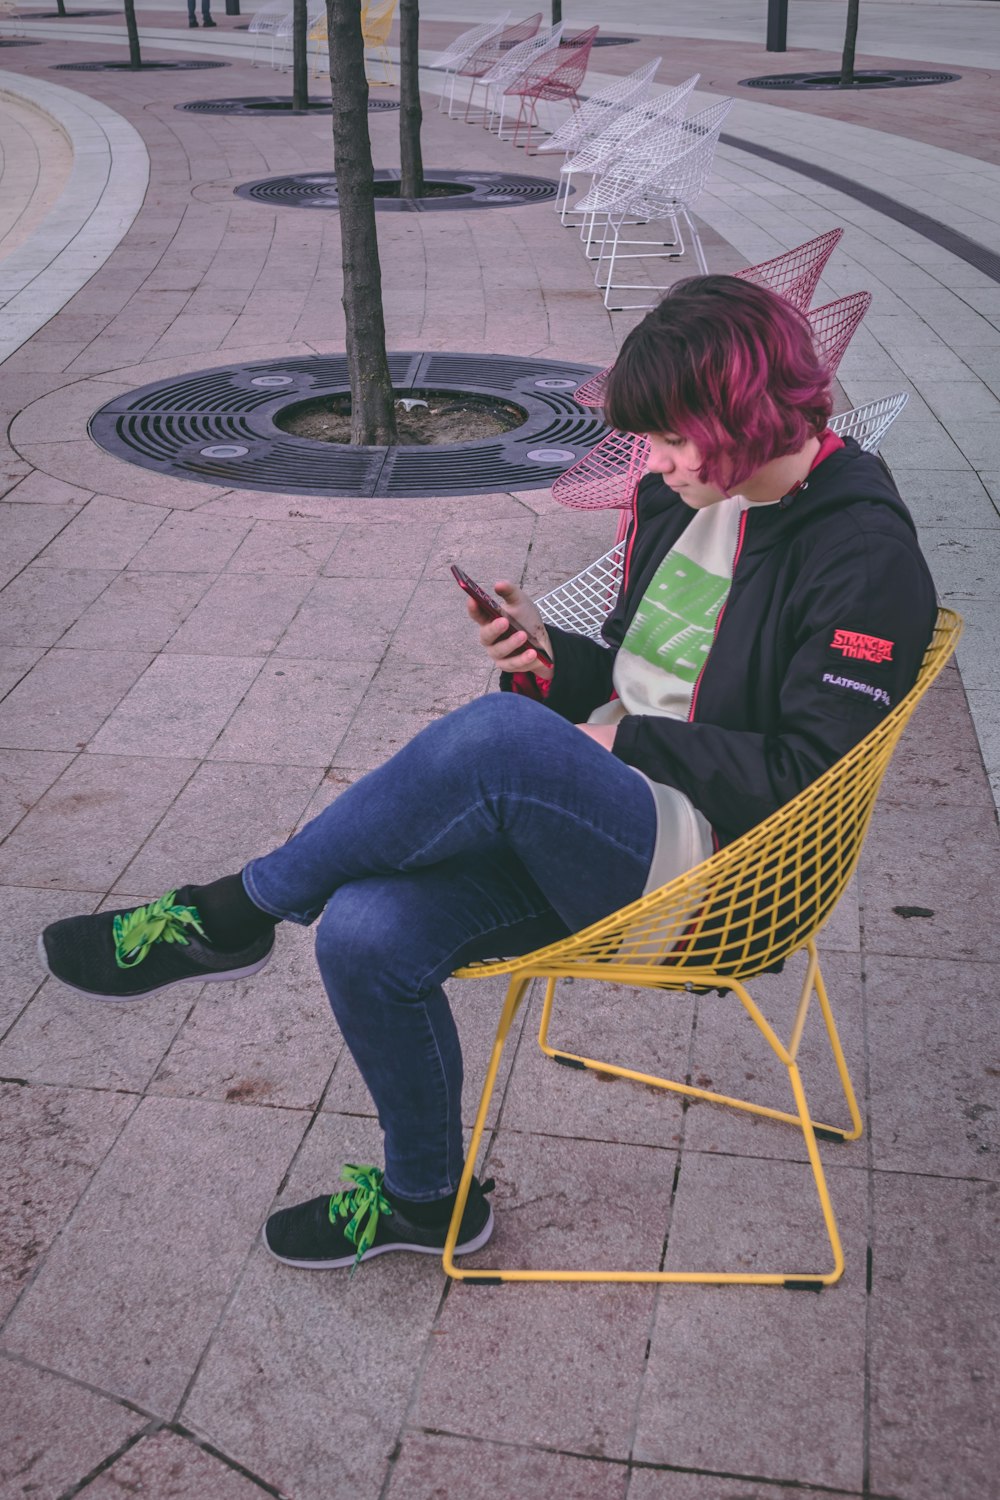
left=307, top=8, right=329, bottom=80
left=362, top=0, right=397, bottom=86
left=444, top=605, right=963, bottom=1288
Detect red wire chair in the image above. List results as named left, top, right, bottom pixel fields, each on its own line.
left=506, top=24, right=599, bottom=153
left=458, top=12, right=542, bottom=120
left=732, top=228, right=844, bottom=313
left=556, top=286, right=873, bottom=544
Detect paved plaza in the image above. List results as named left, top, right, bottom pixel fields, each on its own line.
left=0, top=3, right=998, bottom=1497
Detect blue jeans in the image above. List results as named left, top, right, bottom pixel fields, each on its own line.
left=244, top=694, right=657, bottom=1202
left=187, top=0, right=211, bottom=18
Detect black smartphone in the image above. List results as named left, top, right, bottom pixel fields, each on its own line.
left=451, top=565, right=554, bottom=667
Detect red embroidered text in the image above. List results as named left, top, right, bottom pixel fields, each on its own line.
left=830, top=629, right=894, bottom=664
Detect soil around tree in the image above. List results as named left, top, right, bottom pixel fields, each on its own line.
left=277, top=391, right=526, bottom=446
left=371, top=181, right=474, bottom=200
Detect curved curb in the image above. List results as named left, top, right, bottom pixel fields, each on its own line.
left=0, top=69, right=149, bottom=366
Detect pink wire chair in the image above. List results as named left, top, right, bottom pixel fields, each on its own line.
left=732, top=228, right=844, bottom=313
left=557, top=286, right=873, bottom=544
left=459, top=12, right=542, bottom=120
left=506, top=24, right=599, bottom=153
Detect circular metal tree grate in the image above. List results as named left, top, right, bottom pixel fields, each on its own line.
left=741, top=68, right=959, bottom=91
left=235, top=167, right=561, bottom=212
left=88, top=352, right=606, bottom=498
left=53, top=59, right=229, bottom=71
left=33, top=9, right=115, bottom=15
left=177, top=95, right=398, bottom=114
left=588, top=36, right=638, bottom=47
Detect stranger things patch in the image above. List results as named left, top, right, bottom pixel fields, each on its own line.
left=829, top=628, right=894, bottom=664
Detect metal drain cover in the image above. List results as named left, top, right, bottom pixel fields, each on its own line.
left=177, top=94, right=398, bottom=114
left=53, top=59, right=228, bottom=71
left=588, top=36, right=638, bottom=47
left=234, top=167, right=561, bottom=213
left=89, top=352, right=606, bottom=498
left=0, top=39, right=42, bottom=45
left=741, top=68, right=959, bottom=90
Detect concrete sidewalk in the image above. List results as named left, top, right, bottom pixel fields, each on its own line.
left=0, top=5, right=997, bottom=1498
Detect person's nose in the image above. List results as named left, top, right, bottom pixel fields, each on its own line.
left=646, top=439, right=673, bottom=474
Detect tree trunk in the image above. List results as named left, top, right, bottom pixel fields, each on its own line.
left=327, top=0, right=398, bottom=446
left=292, top=0, right=309, bottom=111
left=55, top=0, right=67, bottom=15
left=551, top=1, right=562, bottom=23
left=840, top=0, right=860, bottom=87
left=124, top=0, right=142, bottom=68
left=398, top=0, right=424, bottom=199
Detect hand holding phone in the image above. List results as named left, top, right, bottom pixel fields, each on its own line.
left=451, top=565, right=554, bottom=670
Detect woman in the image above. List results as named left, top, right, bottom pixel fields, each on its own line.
left=40, top=277, right=936, bottom=1272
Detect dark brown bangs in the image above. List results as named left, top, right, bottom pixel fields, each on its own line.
left=603, top=326, right=685, bottom=437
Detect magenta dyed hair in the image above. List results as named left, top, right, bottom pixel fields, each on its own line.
left=604, top=275, right=832, bottom=491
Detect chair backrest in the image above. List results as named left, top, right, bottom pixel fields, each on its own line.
left=510, top=24, right=598, bottom=98
left=566, top=74, right=701, bottom=175
left=429, top=13, right=511, bottom=71
left=362, top=0, right=396, bottom=46
left=732, top=229, right=844, bottom=313
left=481, top=23, right=562, bottom=86
left=828, top=392, right=908, bottom=451
left=504, top=608, right=962, bottom=982
left=537, top=55, right=661, bottom=155
left=807, top=290, right=873, bottom=379
left=460, top=12, right=543, bottom=77
left=594, top=99, right=733, bottom=215
left=248, top=0, right=291, bottom=36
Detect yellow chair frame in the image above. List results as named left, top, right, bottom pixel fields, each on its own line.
left=362, top=0, right=397, bottom=86
left=444, top=608, right=962, bottom=1287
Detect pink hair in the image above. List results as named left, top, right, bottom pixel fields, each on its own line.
left=604, top=275, right=832, bottom=491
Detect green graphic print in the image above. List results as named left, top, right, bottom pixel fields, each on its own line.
left=620, top=554, right=731, bottom=684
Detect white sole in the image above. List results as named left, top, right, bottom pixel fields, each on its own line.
left=37, top=933, right=273, bottom=1003
left=262, top=1205, right=495, bottom=1270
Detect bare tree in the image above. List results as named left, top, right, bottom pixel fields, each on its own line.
left=54, top=0, right=67, bottom=15
left=292, top=0, right=309, bottom=111
left=124, top=0, right=142, bottom=68
left=840, top=0, right=860, bottom=87
left=551, top=1, right=562, bottom=22
left=398, top=0, right=424, bottom=198
left=326, top=0, right=398, bottom=445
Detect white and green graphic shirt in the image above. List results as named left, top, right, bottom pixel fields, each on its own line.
left=612, top=494, right=745, bottom=722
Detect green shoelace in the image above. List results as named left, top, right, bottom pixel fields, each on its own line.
left=113, top=891, right=207, bottom=970
left=329, top=1164, right=393, bottom=1272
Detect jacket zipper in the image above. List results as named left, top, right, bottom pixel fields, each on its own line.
left=687, top=506, right=748, bottom=724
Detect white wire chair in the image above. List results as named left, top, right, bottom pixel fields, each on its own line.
left=539, top=56, right=661, bottom=214
left=272, top=4, right=324, bottom=71
left=248, top=0, right=291, bottom=66
left=558, top=75, right=701, bottom=228
left=474, top=24, right=564, bottom=135
left=431, top=13, right=511, bottom=114
left=584, top=100, right=735, bottom=309
left=457, top=12, right=544, bottom=121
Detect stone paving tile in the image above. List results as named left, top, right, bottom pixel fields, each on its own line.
left=330, top=659, right=493, bottom=769
left=31, top=494, right=167, bottom=573
left=323, top=519, right=440, bottom=579
left=0, top=1079, right=136, bottom=1323
left=0, top=648, right=153, bottom=753
left=634, top=1156, right=867, bottom=1492
left=0, top=886, right=103, bottom=1037
left=0, top=502, right=76, bottom=589
left=0, top=753, right=195, bottom=891
left=879, top=680, right=993, bottom=807
left=223, top=518, right=345, bottom=575
left=117, top=759, right=322, bottom=895
left=626, top=1473, right=858, bottom=1500
left=272, top=575, right=420, bottom=661
left=149, top=918, right=336, bottom=1112
left=412, top=1133, right=668, bottom=1458
left=0, top=1358, right=146, bottom=1500
left=0, top=566, right=117, bottom=648
left=866, top=954, right=1000, bottom=1180
left=163, top=573, right=316, bottom=658
left=90, top=654, right=264, bottom=760
left=58, top=570, right=216, bottom=652
left=2, top=1095, right=304, bottom=1416
left=0, top=645, right=43, bottom=701
left=0, top=747, right=74, bottom=843
left=498, top=976, right=693, bottom=1149
left=207, top=656, right=381, bottom=767
left=858, top=803, right=1000, bottom=961
left=680, top=951, right=864, bottom=1164
left=127, top=510, right=254, bottom=573
left=868, top=1172, right=999, bottom=1500
left=1, top=470, right=92, bottom=507
left=181, top=1113, right=445, bottom=1500
left=890, top=466, right=1000, bottom=530
left=385, top=1432, right=630, bottom=1500
left=81, top=1428, right=275, bottom=1500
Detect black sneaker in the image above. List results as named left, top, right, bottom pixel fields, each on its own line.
left=39, top=886, right=274, bottom=1002
left=263, top=1164, right=495, bottom=1271
left=188, top=16, right=198, bottom=24
left=202, top=16, right=217, bottom=24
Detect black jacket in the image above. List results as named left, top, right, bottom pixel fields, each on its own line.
left=519, top=438, right=936, bottom=847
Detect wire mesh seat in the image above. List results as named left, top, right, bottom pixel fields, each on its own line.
left=272, top=4, right=324, bottom=71
left=582, top=100, right=736, bottom=308
left=504, top=24, right=599, bottom=153
left=457, top=12, right=543, bottom=120
left=732, top=228, right=844, bottom=313
left=443, top=606, right=962, bottom=1285
left=807, top=291, right=873, bottom=380
left=475, top=24, right=564, bottom=135
left=556, top=74, right=700, bottom=225
left=362, top=0, right=398, bottom=86
left=247, top=0, right=291, bottom=67
left=430, top=12, right=510, bottom=114
left=537, top=55, right=661, bottom=188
